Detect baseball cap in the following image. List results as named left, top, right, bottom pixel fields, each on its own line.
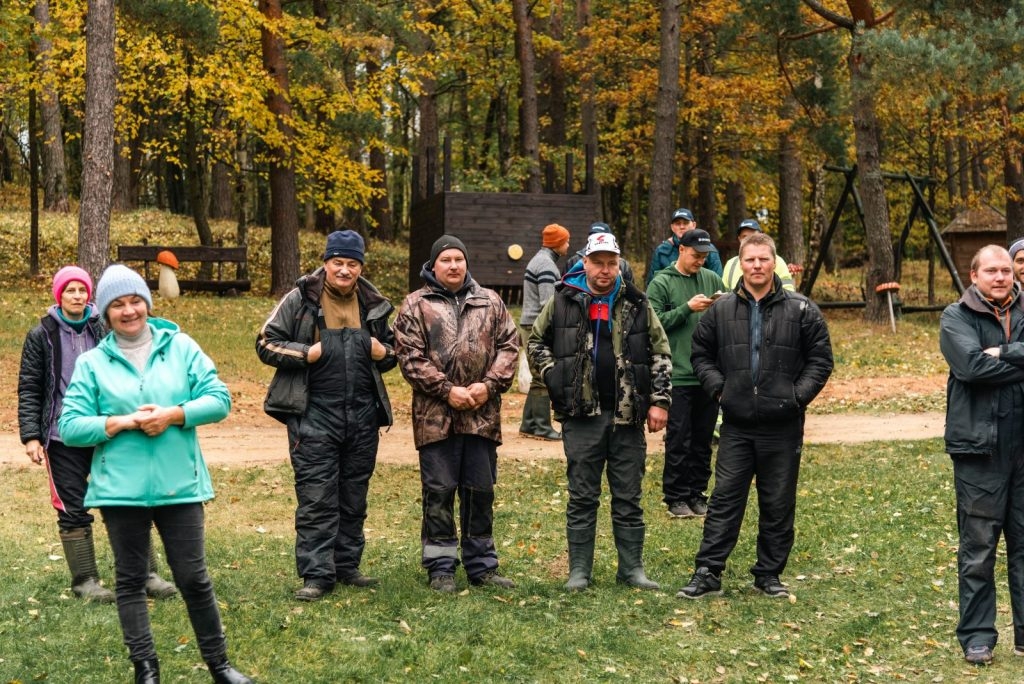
left=584, top=232, right=620, bottom=256
left=672, top=208, right=695, bottom=222
left=737, top=218, right=762, bottom=235
left=589, top=222, right=612, bottom=234
left=680, top=229, right=713, bottom=253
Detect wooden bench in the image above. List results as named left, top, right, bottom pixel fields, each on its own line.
left=116, top=245, right=250, bottom=294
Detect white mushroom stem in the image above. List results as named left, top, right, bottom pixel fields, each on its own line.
left=158, top=263, right=180, bottom=300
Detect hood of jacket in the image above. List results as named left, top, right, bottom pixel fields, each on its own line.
left=419, top=262, right=476, bottom=298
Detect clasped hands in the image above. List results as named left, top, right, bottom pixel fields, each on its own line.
left=447, top=383, right=490, bottom=411
left=106, top=404, right=184, bottom=438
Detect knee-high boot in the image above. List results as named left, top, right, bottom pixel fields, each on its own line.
left=565, top=526, right=596, bottom=591
left=613, top=524, right=659, bottom=590
left=519, top=389, right=560, bottom=440
left=60, top=527, right=116, bottom=603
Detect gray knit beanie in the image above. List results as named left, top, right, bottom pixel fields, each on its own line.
left=95, top=264, right=153, bottom=318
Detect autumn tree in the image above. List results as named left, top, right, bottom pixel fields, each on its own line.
left=647, top=0, right=682, bottom=260
left=33, top=0, right=70, bottom=212
left=802, top=0, right=894, bottom=322
left=77, top=0, right=116, bottom=278
left=259, top=0, right=300, bottom=293
left=512, top=0, right=542, bottom=192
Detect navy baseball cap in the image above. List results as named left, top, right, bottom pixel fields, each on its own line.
left=737, top=218, right=762, bottom=235
left=672, top=208, right=695, bottom=222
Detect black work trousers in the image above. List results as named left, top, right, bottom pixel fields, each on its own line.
left=418, top=435, right=499, bottom=580
left=562, top=412, right=647, bottom=530
left=694, top=419, right=803, bottom=578
left=288, top=414, right=378, bottom=586
left=102, top=503, right=226, bottom=664
left=45, top=440, right=95, bottom=531
left=953, top=404, right=1024, bottom=653
left=662, top=385, right=719, bottom=506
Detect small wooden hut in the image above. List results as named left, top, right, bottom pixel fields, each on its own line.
left=941, top=206, right=1007, bottom=284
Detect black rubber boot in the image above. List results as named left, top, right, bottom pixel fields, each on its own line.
left=613, top=524, right=660, bottom=590
left=60, top=527, right=116, bottom=603
left=520, top=390, right=561, bottom=440
left=133, top=659, right=160, bottom=684
left=565, top=526, right=596, bottom=592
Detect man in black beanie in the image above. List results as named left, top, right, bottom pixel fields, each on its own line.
left=394, top=234, right=520, bottom=592
left=257, top=229, right=398, bottom=601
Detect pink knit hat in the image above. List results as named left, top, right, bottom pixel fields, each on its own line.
left=52, top=265, right=94, bottom=304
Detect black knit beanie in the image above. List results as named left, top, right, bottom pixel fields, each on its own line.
left=428, top=235, right=469, bottom=269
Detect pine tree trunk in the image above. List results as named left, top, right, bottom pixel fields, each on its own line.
left=260, top=0, right=300, bottom=295
left=647, top=0, right=681, bottom=258
left=848, top=38, right=892, bottom=323
left=77, top=0, right=115, bottom=278
left=512, top=0, right=541, bottom=193
left=778, top=128, right=806, bottom=267
left=695, top=32, right=717, bottom=240
left=34, top=0, right=70, bottom=213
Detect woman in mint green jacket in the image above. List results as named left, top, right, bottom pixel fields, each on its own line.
left=59, top=265, right=251, bottom=684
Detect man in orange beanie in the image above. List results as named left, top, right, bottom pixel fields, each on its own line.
left=520, top=223, right=571, bottom=440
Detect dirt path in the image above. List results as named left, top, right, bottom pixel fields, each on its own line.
left=1, top=374, right=947, bottom=468
left=0, top=411, right=947, bottom=468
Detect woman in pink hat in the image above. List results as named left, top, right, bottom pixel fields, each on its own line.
left=17, top=265, right=176, bottom=603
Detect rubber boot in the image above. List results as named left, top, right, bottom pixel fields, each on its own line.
left=134, top=659, right=160, bottom=684
left=613, top=524, right=660, bottom=590
left=146, top=539, right=178, bottom=599
left=60, top=527, right=116, bottom=603
left=207, top=658, right=254, bottom=683
left=520, top=390, right=561, bottom=440
left=519, top=389, right=541, bottom=436
left=564, top=526, right=596, bottom=592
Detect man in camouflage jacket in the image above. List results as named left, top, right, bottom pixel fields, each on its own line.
left=529, top=232, right=672, bottom=592
left=394, top=235, right=520, bottom=593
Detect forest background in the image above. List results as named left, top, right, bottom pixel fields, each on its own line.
left=2, top=1, right=1024, bottom=319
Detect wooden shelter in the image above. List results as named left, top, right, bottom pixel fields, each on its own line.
left=409, top=141, right=600, bottom=304
left=941, top=206, right=1007, bottom=285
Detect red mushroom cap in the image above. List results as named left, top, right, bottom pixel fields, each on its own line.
left=156, top=250, right=179, bottom=269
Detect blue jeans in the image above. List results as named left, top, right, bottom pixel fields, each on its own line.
left=101, top=503, right=227, bottom=663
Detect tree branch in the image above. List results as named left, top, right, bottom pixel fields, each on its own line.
left=801, top=0, right=854, bottom=31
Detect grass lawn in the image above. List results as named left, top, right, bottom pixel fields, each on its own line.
left=2, top=438, right=1004, bottom=683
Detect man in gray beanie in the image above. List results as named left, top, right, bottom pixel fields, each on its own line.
left=257, top=229, right=397, bottom=601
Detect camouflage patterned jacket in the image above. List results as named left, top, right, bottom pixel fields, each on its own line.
left=528, top=277, right=672, bottom=425
left=394, top=270, right=520, bottom=449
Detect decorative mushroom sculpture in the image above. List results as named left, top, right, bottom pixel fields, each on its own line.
left=875, top=281, right=900, bottom=333
left=156, top=250, right=180, bottom=300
